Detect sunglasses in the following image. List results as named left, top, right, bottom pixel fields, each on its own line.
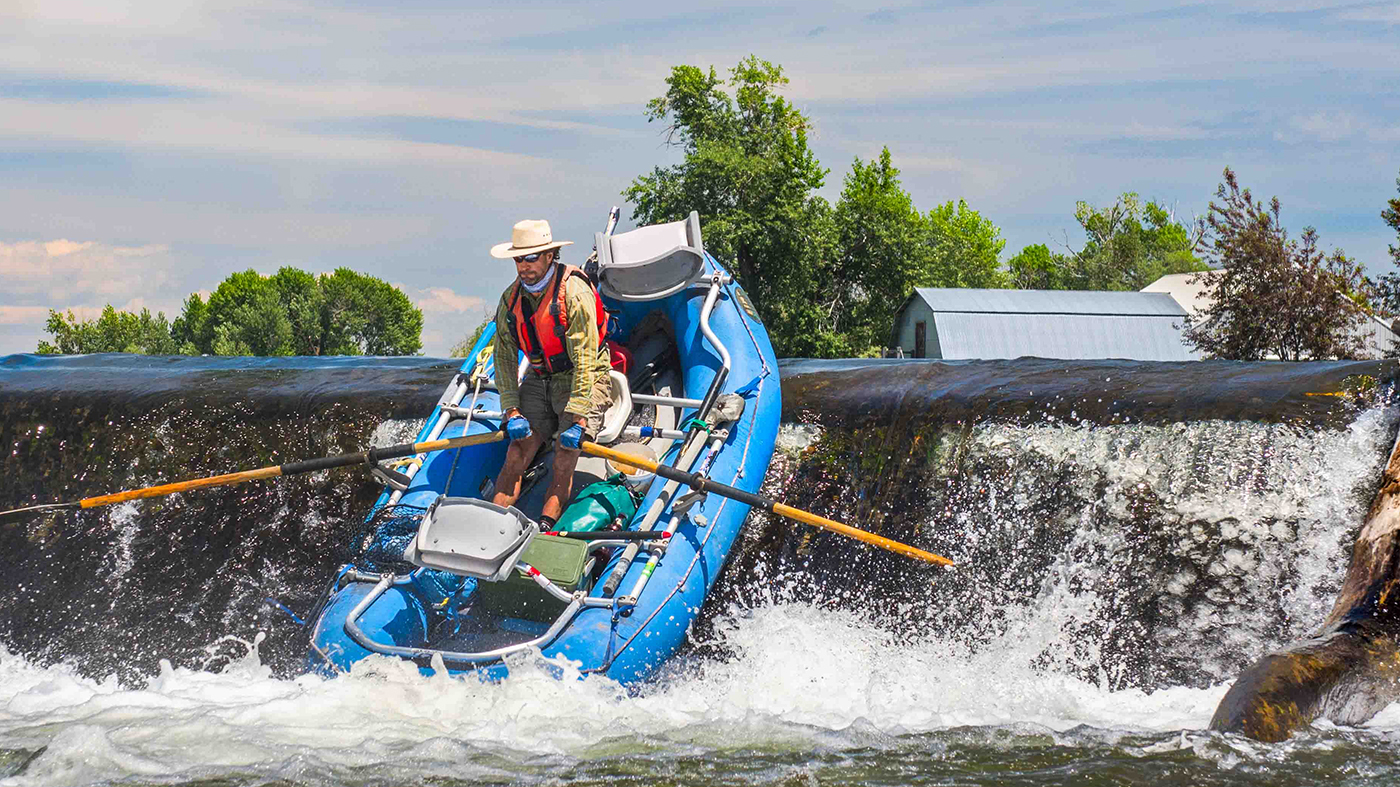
left=514, top=251, right=550, bottom=263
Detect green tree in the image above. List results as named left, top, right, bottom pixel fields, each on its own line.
left=1007, top=244, right=1071, bottom=289
left=1366, top=171, right=1400, bottom=318
left=623, top=56, right=836, bottom=356
left=1387, top=170, right=1400, bottom=267
left=924, top=199, right=1007, bottom=288
left=1064, top=193, right=1207, bottom=290
left=36, top=306, right=178, bottom=355
left=450, top=314, right=493, bottom=358
left=1183, top=168, right=1373, bottom=361
left=625, top=57, right=1024, bottom=356
left=180, top=269, right=293, bottom=356
left=319, top=268, right=424, bottom=355
left=270, top=267, right=326, bottom=355
left=41, top=268, right=422, bottom=356
left=827, top=148, right=930, bottom=355
left=170, top=292, right=207, bottom=354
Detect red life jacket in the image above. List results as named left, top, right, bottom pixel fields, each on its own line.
left=505, top=263, right=608, bottom=375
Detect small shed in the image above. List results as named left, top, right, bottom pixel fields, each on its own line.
left=891, top=288, right=1199, bottom=360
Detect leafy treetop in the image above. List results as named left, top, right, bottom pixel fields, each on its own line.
left=625, top=56, right=832, bottom=356
left=626, top=57, right=1015, bottom=357
left=1182, top=168, right=1372, bottom=361
left=1366, top=171, right=1400, bottom=319
left=40, top=267, right=423, bottom=357
left=1066, top=194, right=1207, bottom=290
left=37, top=306, right=178, bottom=355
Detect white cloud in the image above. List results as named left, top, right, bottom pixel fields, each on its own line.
left=1277, top=111, right=1400, bottom=144
left=416, top=286, right=486, bottom=316
left=1336, top=4, right=1400, bottom=24
left=0, top=99, right=560, bottom=177
left=0, top=305, right=51, bottom=326
left=0, top=235, right=190, bottom=354
left=6, top=1, right=1398, bottom=131
left=891, top=155, right=1012, bottom=194
left=1288, top=110, right=1361, bottom=142
left=0, top=239, right=174, bottom=302
left=410, top=285, right=491, bottom=357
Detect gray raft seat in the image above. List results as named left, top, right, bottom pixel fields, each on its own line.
left=404, top=497, right=536, bottom=581
left=595, top=211, right=707, bottom=302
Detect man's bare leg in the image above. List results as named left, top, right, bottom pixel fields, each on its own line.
left=541, top=446, right=581, bottom=522
left=491, top=432, right=544, bottom=508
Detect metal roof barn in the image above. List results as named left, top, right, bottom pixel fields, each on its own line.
left=892, top=288, right=1200, bottom=361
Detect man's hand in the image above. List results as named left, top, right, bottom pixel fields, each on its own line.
left=505, top=414, right=532, bottom=440
left=559, top=423, right=584, bottom=450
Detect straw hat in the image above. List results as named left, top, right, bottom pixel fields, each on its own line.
left=490, top=219, right=574, bottom=259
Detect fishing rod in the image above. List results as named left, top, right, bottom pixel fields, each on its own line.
left=584, top=205, right=622, bottom=283
left=0, top=431, right=506, bottom=522
left=581, top=441, right=955, bottom=567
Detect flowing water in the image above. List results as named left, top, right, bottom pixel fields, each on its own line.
left=3, top=354, right=1400, bottom=786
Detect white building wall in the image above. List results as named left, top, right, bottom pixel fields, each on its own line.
left=1140, top=271, right=1220, bottom=317
left=1142, top=272, right=1400, bottom=358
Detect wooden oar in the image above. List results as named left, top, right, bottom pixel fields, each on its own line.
left=582, top=441, right=954, bottom=567
left=0, top=431, right=506, bottom=522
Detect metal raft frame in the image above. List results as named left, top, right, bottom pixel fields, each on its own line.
left=335, top=235, right=736, bottom=669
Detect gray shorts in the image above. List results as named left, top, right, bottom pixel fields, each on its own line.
left=518, top=371, right=612, bottom=441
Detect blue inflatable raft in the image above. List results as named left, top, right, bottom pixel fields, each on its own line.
left=308, top=212, right=780, bottom=683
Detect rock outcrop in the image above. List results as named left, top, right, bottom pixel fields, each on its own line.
left=1211, top=431, right=1400, bottom=740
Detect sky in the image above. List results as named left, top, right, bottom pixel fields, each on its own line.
left=1, top=1, right=1397, bottom=357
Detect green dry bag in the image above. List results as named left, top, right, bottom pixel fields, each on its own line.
left=553, top=474, right=639, bottom=533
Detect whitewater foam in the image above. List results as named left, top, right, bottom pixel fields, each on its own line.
left=1, top=596, right=1240, bottom=787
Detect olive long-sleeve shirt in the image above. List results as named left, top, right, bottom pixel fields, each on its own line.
left=493, top=273, right=611, bottom=418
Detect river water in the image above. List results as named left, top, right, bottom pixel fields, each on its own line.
left=2, top=354, right=1400, bottom=786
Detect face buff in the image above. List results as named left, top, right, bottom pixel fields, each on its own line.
left=522, top=263, right=556, bottom=295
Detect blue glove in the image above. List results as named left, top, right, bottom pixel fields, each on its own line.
left=505, top=415, right=532, bottom=440
left=559, top=423, right=584, bottom=450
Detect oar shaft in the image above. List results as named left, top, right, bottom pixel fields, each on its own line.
left=769, top=501, right=951, bottom=565
left=410, top=432, right=504, bottom=456
left=276, top=430, right=506, bottom=477
left=76, top=431, right=506, bottom=511
left=80, top=466, right=284, bottom=508
left=582, top=442, right=953, bottom=567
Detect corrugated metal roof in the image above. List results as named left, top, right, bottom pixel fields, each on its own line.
left=933, top=312, right=1200, bottom=361
left=913, top=288, right=1187, bottom=317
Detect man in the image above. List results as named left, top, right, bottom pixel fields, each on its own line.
left=489, top=219, right=613, bottom=529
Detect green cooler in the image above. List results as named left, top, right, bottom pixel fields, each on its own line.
left=475, top=534, right=592, bottom=622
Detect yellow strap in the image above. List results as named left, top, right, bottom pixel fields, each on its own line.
left=387, top=456, right=423, bottom=471
left=472, top=345, right=493, bottom=382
